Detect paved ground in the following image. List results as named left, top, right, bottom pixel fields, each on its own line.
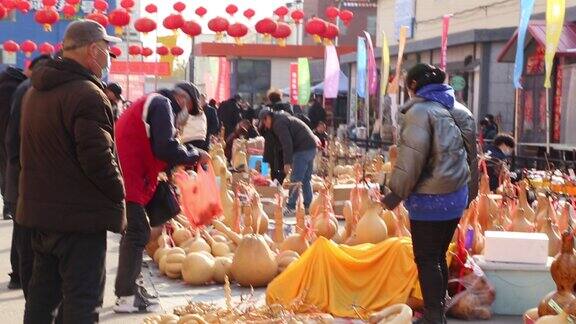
left=0, top=219, right=523, bottom=323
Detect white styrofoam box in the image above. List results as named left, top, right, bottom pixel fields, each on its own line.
left=484, top=231, right=549, bottom=264
left=474, top=255, right=555, bottom=315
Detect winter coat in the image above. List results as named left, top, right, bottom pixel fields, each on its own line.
left=217, top=98, right=242, bottom=139
left=307, top=102, right=326, bottom=130
left=271, top=112, right=318, bottom=164
left=382, top=84, right=477, bottom=210
left=116, top=92, right=200, bottom=205
left=204, top=104, right=220, bottom=139
left=17, top=58, right=126, bottom=233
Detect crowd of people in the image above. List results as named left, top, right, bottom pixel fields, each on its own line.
left=0, top=19, right=520, bottom=324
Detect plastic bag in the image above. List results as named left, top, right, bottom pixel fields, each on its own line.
left=174, top=163, right=223, bottom=227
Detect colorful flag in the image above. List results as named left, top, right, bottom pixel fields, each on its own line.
left=440, top=15, right=451, bottom=71
left=380, top=31, right=390, bottom=96
left=514, top=0, right=536, bottom=89
left=356, top=37, right=367, bottom=98
left=544, top=0, right=565, bottom=88
left=364, top=32, right=377, bottom=95
left=324, top=45, right=340, bottom=99
left=215, top=57, right=230, bottom=103
left=297, top=58, right=311, bottom=105
left=391, top=26, right=408, bottom=128
left=289, top=63, right=299, bottom=105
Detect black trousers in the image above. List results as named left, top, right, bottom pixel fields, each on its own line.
left=185, top=140, right=209, bottom=152
left=115, top=202, right=150, bottom=297
left=410, top=218, right=460, bottom=324
left=13, top=220, right=34, bottom=297
left=24, top=230, right=107, bottom=324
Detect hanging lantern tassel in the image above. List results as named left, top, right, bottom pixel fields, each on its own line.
left=323, top=38, right=333, bottom=46
left=278, top=38, right=286, bottom=47
left=115, top=26, right=124, bottom=36
left=215, top=31, right=224, bottom=42
left=43, top=24, right=52, bottom=32
left=313, top=34, right=321, bottom=44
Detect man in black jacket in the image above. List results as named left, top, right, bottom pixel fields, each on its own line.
left=485, top=134, right=515, bottom=192
left=307, top=96, right=326, bottom=130
left=217, top=94, right=243, bottom=139
left=5, top=54, right=51, bottom=296
left=202, top=94, right=220, bottom=145
left=260, top=110, right=318, bottom=213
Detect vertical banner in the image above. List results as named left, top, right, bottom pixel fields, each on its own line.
left=380, top=31, right=391, bottom=96
left=440, top=15, right=451, bottom=71
left=289, top=62, right=299, bottom=105
left=553, top=57, right=563, bottom=142
left=391, top=26, right=408, bottom=129
left=297, top=58, right=311, bottom=105
left=356, top=37, right=367, bottom=98
left=363, top=32, right=378, bottom=95
left=514, top=0, right=536, bottom=89
left=544, top=0, right=565, bottom=88
left=215, top=57, right=230, bottom=103
left=323, top=45, right=340, bottom=99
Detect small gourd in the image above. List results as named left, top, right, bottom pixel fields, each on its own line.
left=182, top=252, right=215, bottom=285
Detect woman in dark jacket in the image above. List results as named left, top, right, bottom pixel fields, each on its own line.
left=381, top=64, right=478, bottom=324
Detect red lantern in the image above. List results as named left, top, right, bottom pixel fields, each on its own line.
left=41, top=0, right=55, bottom=6
left=1, top=0, right=16, bottom=11
left=0, top=4, right=7, bottom=19
left=255, top=18, right=278, bottom=40
left=272, top=22, right=291, bottom=47
left=339, top=10, right=353, bottom=27
left=141, top=47, right=153, bottom=57
left=34, top=6, right=59, bottom=32
left=163, top=13, right=184, bottom=32
left=173, top=1, right=185, bottom=13
left=20, top=40, right=37, bottom=57
left=227, top=23, right=248, bottom=45
left=3, top=40, right=19, bottom=52
left=181, top=20, right=201, bottom=38
left=225, top=4, right=238, bottom=16
left=134, top=17, right=156, bottom=34
left=291, top=9, right=304, bottom=24
left=39, top=42, right=54, bottom=55
left=243, top=9, right=255, bottom=20
left=128, top=45, right=141, bottom=56
left=110, top=45, right=122, bottom=57
left=144, top=4, right=157, bottom=14
left=86, top=12, right=108, bottom=27
left=322, top=22, right=339, bottom=45
left=93, top=0, right=108, bottom=12
left=208, top=16, right=229, bottom=41
left=305, top=18, right=326, bottom=44
left=274, top=6, right=288, bottom=21
left=325, top=6, right=339, bottom=21
left=120, top=0, right=134, bottom=10
left=156, top=46, right=169, bottom=56
left=16, top=0, right=30, bottom=13
left=170, top=46, right=184, bottom=56
left=195, top=6, right=207, bottom=18
left=109, top=8, right=131, bottom=34
left=62, top=4, right=76, bottom=18
left=65, top=0, right=80, bottom=5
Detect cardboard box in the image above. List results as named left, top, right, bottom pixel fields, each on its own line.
left=332, top=183, right=379, bottom=201
left=484, top=231, right=549, bottom=264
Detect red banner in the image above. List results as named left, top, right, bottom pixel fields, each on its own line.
left=215, top=58, right=230, bottom=103
left=553, top=58, right=563, bottom=142
left=110, top=61, right=171, bottom=76
left=108, top=74, right=146, bottom=101
left=440, top=14, right=451, bottom=71
left=289, top=62, right=299, bottom=105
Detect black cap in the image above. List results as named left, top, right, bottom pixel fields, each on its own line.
left=175, top=82, right=200, bottom=101
left=106, top=82, right=124, bottom=101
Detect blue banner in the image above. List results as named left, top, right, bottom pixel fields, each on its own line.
left=356, top=37, right=367, bottom=98
left=514, top=0, right=535, bottom=89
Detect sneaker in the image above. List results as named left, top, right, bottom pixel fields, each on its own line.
left=113, top=292, right=160, bottom=313
left=137, top=285, right=159, bottom=304
left=283, top=207, right=295, bottom=218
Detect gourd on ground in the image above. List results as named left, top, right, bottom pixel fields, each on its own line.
left=347, top=201, right=388, bottom=245
left=368, top=304, right=412, bottom=324
left=213, top=256, right=233, bottom=283
left=182, top=252, right=215, bottom=285
left=231, top=233, right=278, bottom=287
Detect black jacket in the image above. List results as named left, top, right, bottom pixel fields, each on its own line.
left=17, top=58, right=126, bottom=233
left=271, top=112, right=317, bottom=164
left=0, top=67, right=27, bottom=194
left=485, top=144, right=507, bottom=192
left=204, top=104, right=220, bottom=139
left=4, top=79, right=30, bottom=204
left=307, top=102, right=326, bottom=130
left=217, top=98, right=242, bottom=139
left=270, top=102, right=294, bottom=115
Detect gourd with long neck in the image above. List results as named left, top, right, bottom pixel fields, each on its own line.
left=535, top=193, right=550, bottom=232
left=542, top=216, right=561, bottom=257
left=231, top=194, right=242, bottom=233
left=470, top=201, right=485, bottom=255
left=250, top=192, right=269, bottom=235
left=508, top=205, right=535, bottom=233
left=518, top=180, right=536, bottom=222
left=477, top=161, right=497, bottom=232
left=558, top=202, right=573, bottom=234
left=313, top=189, right=337, bottom=239
left=538, top=232, right=576, bottom=317
left=220, top=165, right=234, bottom=227
left=273, top=194, right=285, bottom=244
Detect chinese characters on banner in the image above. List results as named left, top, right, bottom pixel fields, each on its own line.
left=289, top=63, right=299, bottom=105
left=214, top=57, right=230, bottom=103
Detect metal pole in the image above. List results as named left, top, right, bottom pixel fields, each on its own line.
left=189, top=36, right=196, bottom=83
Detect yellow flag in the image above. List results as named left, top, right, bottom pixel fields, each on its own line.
left=544, top=0, right=565, bottom=88
left=380, top=31, right=390, bottom=96
left=158, top=35, right=178, bottom=74
left=391, top=26, right=408, bottom=94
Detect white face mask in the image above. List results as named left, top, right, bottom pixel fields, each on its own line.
left=93, top=46, right=111, bottom=79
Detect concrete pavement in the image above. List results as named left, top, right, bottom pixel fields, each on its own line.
left=0, top=219, right=523, bottom=323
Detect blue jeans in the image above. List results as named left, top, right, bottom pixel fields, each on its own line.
left=287, top=148, right=317, bottom=209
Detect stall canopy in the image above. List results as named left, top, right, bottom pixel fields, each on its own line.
left=311, top=70, right=349, bottom=95
left=498, top=20, right=576, bottom=62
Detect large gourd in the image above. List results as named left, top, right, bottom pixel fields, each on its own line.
left=538, top=232, right=576, bottom=316
left=182, top=252, right=215, bottom=285
left=213, top=256, right=233, bottom=283
left=230, top=233, right=278, bottom=287
left=508, top=206, right=534, bottom=233
left=368, top=304, right=412, bottom=324
left=518, top=180, right=536, bottom=222
left=348, top=201, right=388, bottom=245
left=181, top=230, right=211, bottom=254
left=165, top=250, right=186, bottom=279
left=380, top=209, right=399, bottom=237
left=171, top=220, right=192, bottom=247
left=219, top=165, right=234, bottom=227
left=313, top=189, right=338, bottom=239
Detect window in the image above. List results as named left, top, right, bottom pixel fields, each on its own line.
left=367, top=15, right=377, bottom=36
left=235, top=59, right=271, bottom=104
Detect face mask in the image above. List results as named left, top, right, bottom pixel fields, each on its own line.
left=93, top=46, right=111, bottom=79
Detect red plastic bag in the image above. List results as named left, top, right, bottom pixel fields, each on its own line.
left=174, top=163, right=223, bottom=227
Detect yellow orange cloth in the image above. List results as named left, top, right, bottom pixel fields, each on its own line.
left=267, top=237, right=452, bottom=318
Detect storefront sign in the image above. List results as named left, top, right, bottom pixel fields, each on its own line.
left=289, top=63, right=298, bottom=105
